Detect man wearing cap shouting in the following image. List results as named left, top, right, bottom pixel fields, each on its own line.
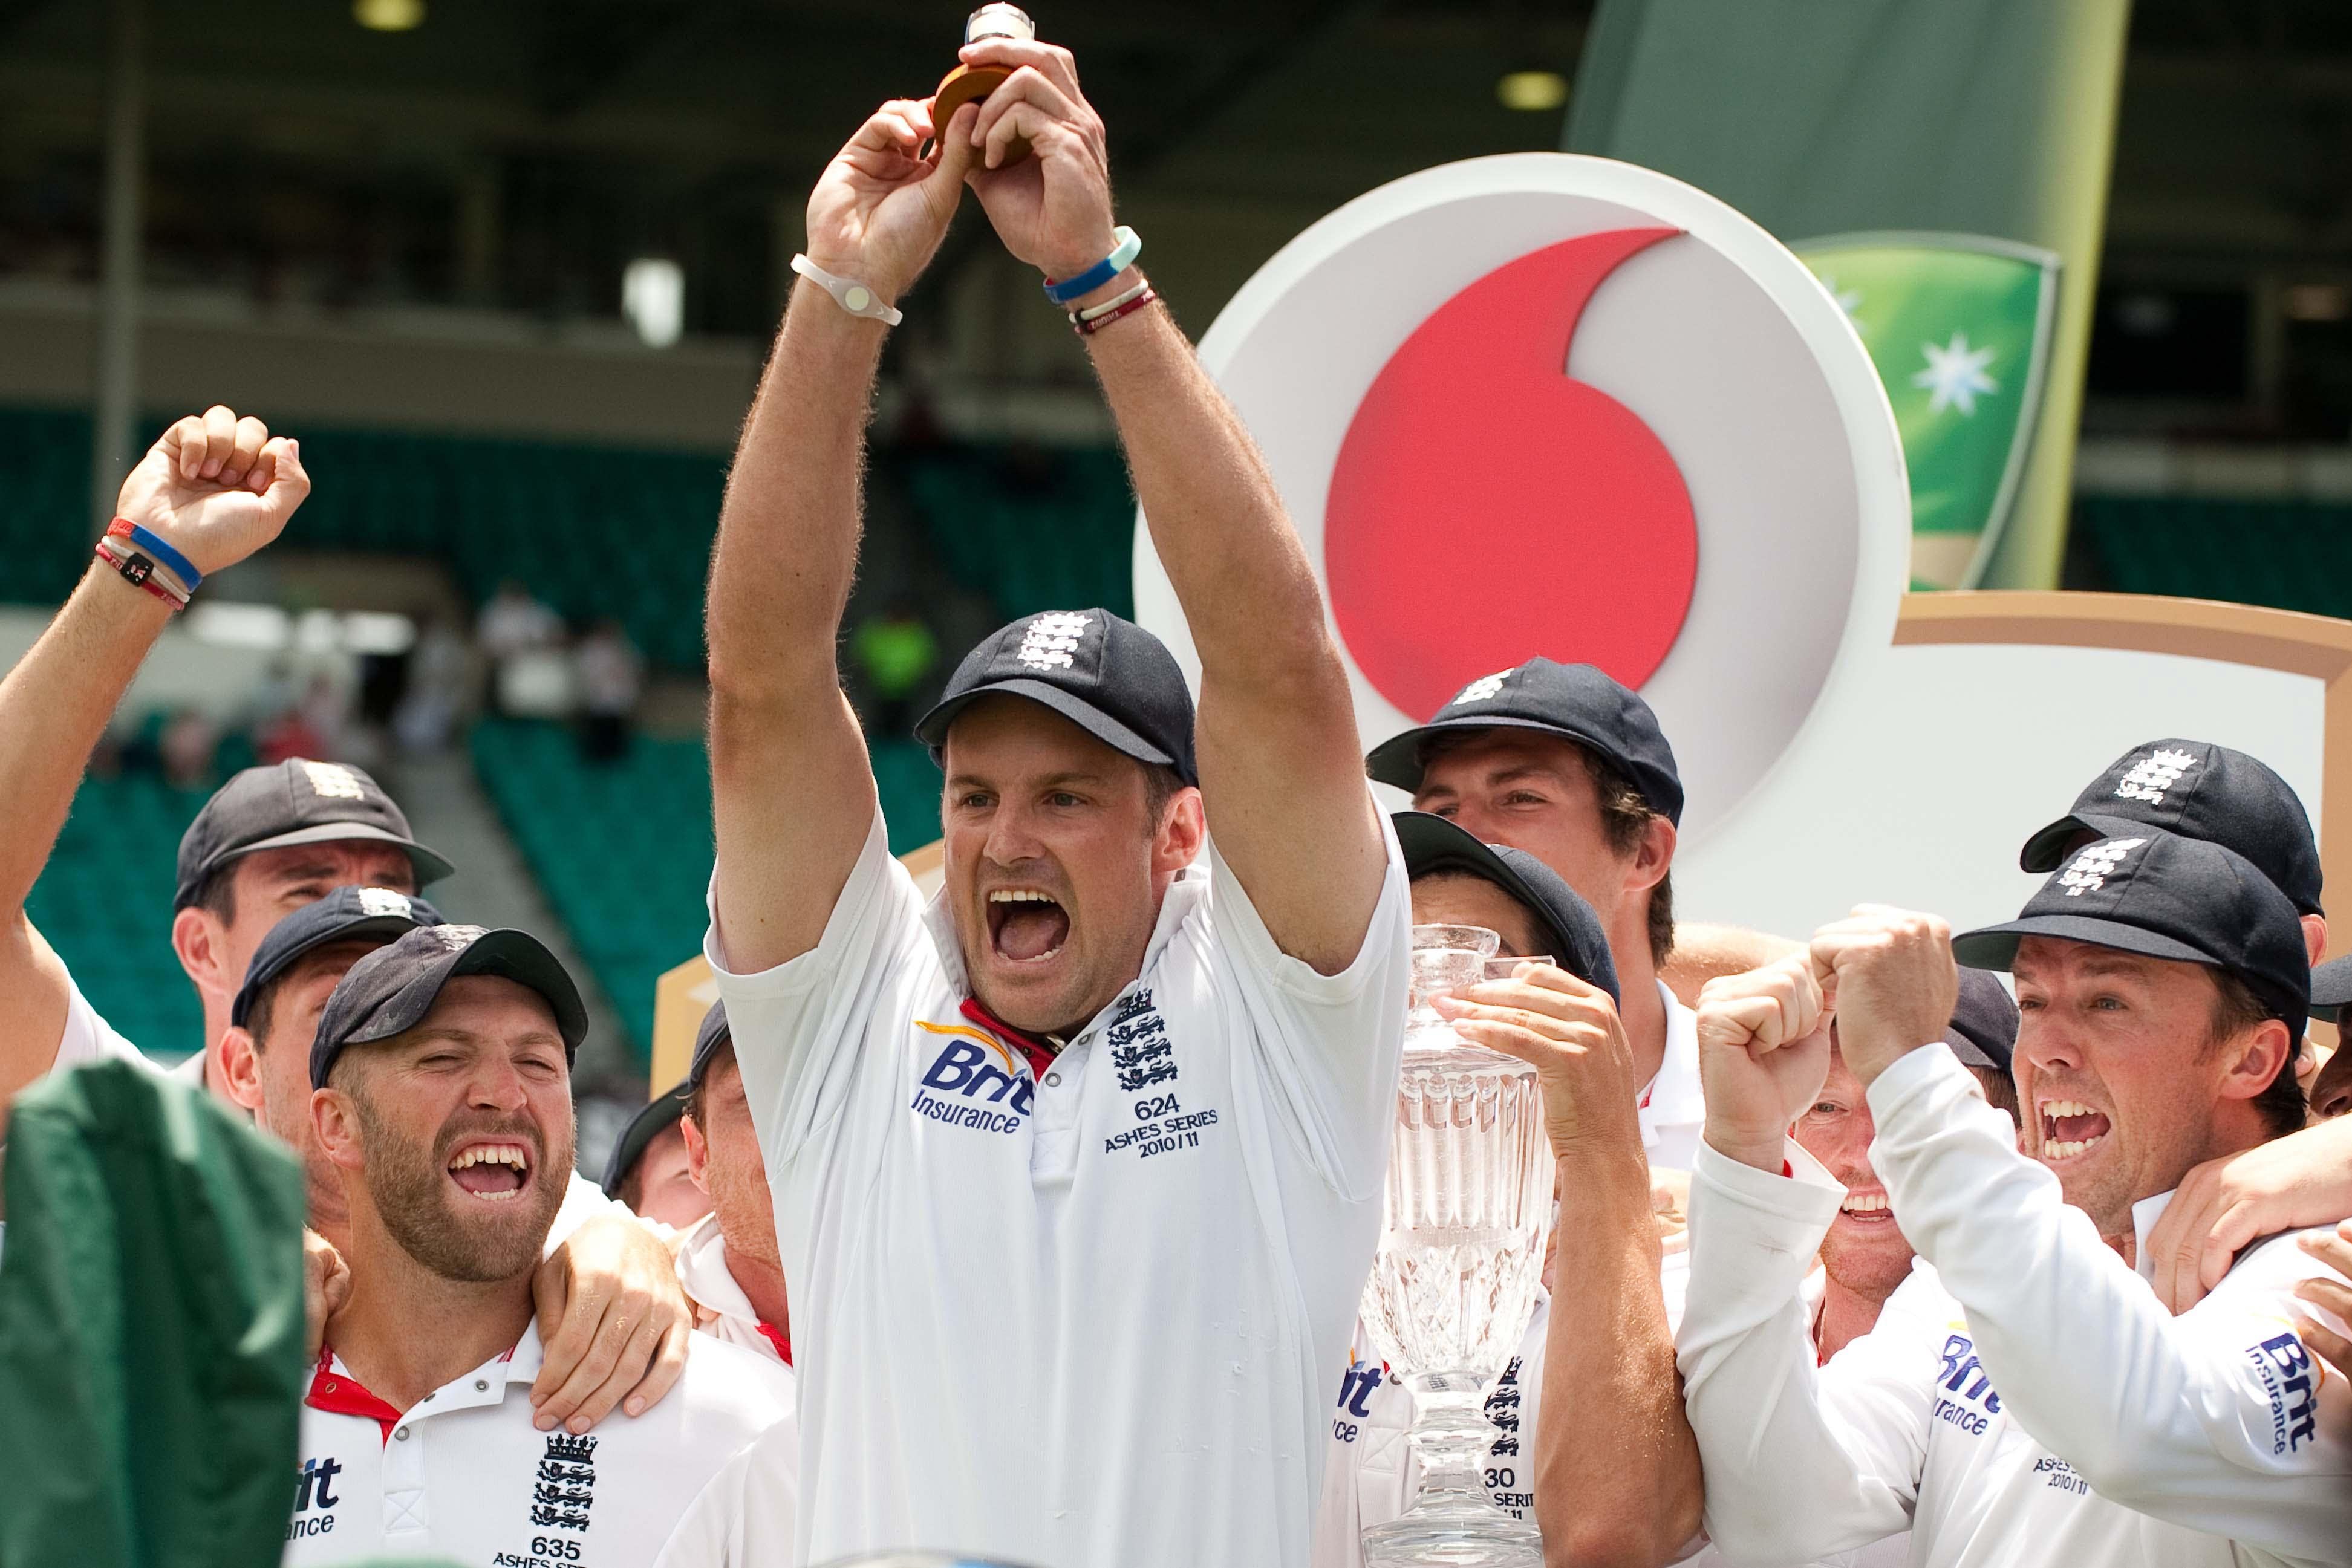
left=0, top=412, right=692, bottom=1437
left=2020, top=737, right=2352, bottom=1312
left=1679, top=836, right=2351, bottom=1568
left=288, top=925, right=787, bottom=1564
left=705, top=37, right=1406, bottom=1568
left=1369, top=657, right=1705, bottom=1169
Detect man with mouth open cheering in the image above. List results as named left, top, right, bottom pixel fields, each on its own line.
left=699, top=27, right=1407, bottom=1568
left=285, top=925, right=788, bottom=1564
left=1679, top=833, right=2351, bottom=1568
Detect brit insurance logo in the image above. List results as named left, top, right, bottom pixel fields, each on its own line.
left=1133, top=154, right=1909, bottom=844
left=910, top=1021, right=1034, bottom=1134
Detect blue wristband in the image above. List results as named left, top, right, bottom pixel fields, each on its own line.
left=122, top=523, right=201, bottom=593
left=1042, top=226, right=1142, bottom=306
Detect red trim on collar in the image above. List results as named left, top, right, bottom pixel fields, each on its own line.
left=307, top=1345, right=404, bottom=1445
left=959, top=997, right=1057, bottom=1081
left=756, top=1320, right=793, bottom=1367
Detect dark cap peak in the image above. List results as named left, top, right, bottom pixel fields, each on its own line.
left=311, top=923, right=585, bottom=1090
left=1365, top=657, right=1683, bottom=824
left=175, top=757, right=454, bottom=912
left=916, top=608, right=1198, bottom=786
left=1959, top=828, right=2308, bottom=1047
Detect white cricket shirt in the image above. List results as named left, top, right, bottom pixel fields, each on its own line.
left=1640, top=981, right=1705, bottom=1171
left=1679, top=1045, right=2352, bottom=1568
left=651, top=1416, right=800, bottom=1568
left=675, top=1215, right=796, bottom=1377
left=283, top=1316, right=787, bottom=1566
left=707, top=806, right=1412, bottom=1568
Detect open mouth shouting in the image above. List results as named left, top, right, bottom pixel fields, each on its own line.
left=447, top=1139, right=533, bottom=1202
left=988, top=888, right=1070, bottom=965
left=2037, top=1098, right=2113, bottom=1162
left=1837, top=1189, right=1895, bottom=1226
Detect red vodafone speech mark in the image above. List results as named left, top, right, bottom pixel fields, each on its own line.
left=1325, top=227, right=1699, bottom=719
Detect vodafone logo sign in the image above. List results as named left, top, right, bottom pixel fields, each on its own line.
left=1133, top=154, right=1910, bottom=842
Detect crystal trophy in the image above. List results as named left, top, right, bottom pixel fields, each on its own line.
left=1359, top=925, right=1554, bottom=1566
left=934, top=4, right=1037, bottom=164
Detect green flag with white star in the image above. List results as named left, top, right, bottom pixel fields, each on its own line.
left=1796, top=235, right=2059, bottom=590
left=1566, top=0, right=2129, bottom=590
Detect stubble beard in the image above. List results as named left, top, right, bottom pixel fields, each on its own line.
left=353, top=1089, right=572, bottom=1284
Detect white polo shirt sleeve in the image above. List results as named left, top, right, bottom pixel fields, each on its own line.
left=1200, top=810, right=1412, bottom=1199
left=703, top=808, right=928, bottom=1168
left=54, top=974, right=157, bottom=1074
left=1867, top=1043, right=2352, bottom=1559
left=651, top=1417, right=799, bottom=1568
left=1676, top=1139, right=1932, bottom=1563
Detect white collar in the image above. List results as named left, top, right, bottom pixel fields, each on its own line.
left=676, top=1215, right=760, bottom=1327
left=1638, top=980, right=1707, bottom=1137
left=2129, top=1189, right=2177, bottom=1283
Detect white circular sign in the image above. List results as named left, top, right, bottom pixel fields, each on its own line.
left=1133, top=153, right=1909, bottom=843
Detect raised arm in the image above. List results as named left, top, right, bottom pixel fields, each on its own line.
left=960, top=37, right=1386, bottom=974
left=705, top=100, right=977, bottom=975
left=0, top=409, right=307, bottom=1131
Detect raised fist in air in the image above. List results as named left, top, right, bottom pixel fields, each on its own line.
left=1695, top=954, right=1829, bottom=1173
left=1807, top=905, right=1959, bottom=1088
left=114, top=406, right=311, bottom=579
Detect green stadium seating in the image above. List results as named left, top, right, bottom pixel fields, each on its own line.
left=0, top=405, right=1140, bottom=666
left=469, top=721, right=943, bottom=1060
left=27, top=772, right=212, bottom=1060
left=899, top=445, right=1138, bottom=620
left=2074, top=493, right=2352, bottom=617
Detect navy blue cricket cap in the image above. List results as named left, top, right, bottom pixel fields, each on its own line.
left=601, top=1002, right=733, bottom=1197
left=1956, top=830, right=2309, bottom=1048
left=175, top=758, right=455, bottom=912
left=311, top=923, right=588, bottom=1090
left=1364, top=659, right=1683, bottom=825
left=915, top=609, right=1198, bottom=787
left=2308, top=954, right=2352, bottom=1024
left=1941, top=968, right=2018, bottom=1075
left=231, top=886, right=445, bottom=1029
left=1394, top=810, right=1619, bottom=1005
left=2019, top=740, right=2320, bottom=917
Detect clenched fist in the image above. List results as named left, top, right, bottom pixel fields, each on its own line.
left=1807, top=905, right=1958, bottom=1088
left=1695, top=955, right=1829, bottom=1173
left=113, top=406, right=311, bottom=580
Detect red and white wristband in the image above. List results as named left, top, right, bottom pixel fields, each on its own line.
left=1069, top=282, right=1158, bottom=337
left=94, top=518, right=196, bottom=610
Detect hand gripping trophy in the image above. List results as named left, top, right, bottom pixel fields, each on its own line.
left=1358, top=925, right=1554, bottom=1566
left=934, top=4, right=1039, bottom=164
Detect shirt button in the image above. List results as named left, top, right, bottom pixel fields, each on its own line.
left=1044, top=1072, right=1061, bottom=1087
left=475, top=1379, right=489, bottom=1391
left=394, top=1426, right=409, bottom=1441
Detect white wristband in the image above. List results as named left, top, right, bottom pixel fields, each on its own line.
left=791, top=255, right=904, bottom=327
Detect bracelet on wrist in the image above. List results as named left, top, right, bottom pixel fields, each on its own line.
left=93, top=538, right=189, bottom=610
left=1043, top=226, right=1143, bottom=305
left=790, top=255, right=904, bottom=327
left=1070, top=279, right=1150, bottom=324
left=106, top=518, right=202, bottom=593
left=1072, top=285, right=1159, bottom=338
